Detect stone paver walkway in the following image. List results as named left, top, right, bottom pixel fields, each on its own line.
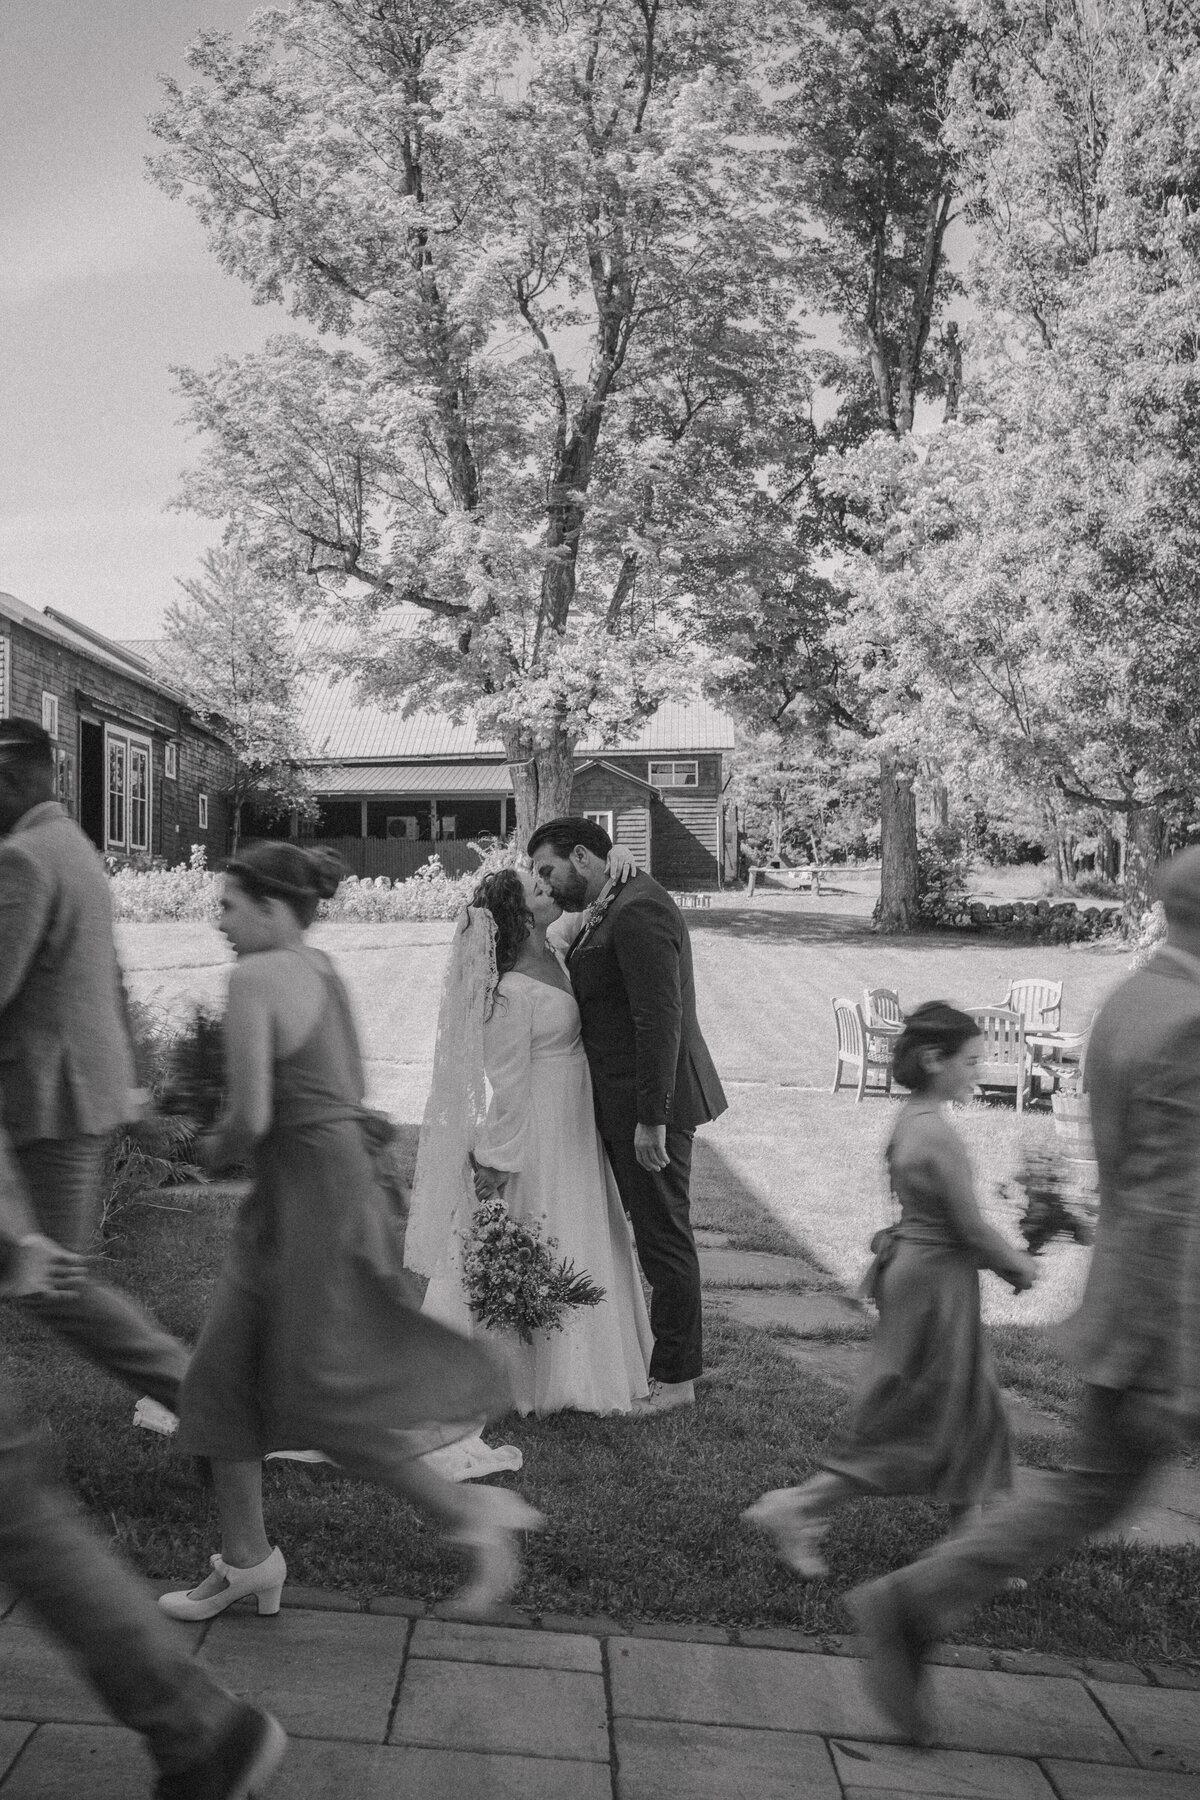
left=2, top=1594, right=1200, bottom=1797
left=700, top=1242, right=1200, bottom=1551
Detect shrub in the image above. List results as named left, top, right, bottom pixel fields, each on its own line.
left=109, top=840, right=525, bottom=926
left=914, top=826, right=970, bottom=926
left=99, top=1000, right=216, bottom=1238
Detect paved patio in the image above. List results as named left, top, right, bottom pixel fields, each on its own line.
left=2, top=1591, right=1199, bottom=1798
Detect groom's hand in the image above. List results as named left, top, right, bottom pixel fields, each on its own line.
left=634, top=1123, right=670, bottom=1173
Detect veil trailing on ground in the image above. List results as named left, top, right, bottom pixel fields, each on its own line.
left=404, top=905, right=499, bottom=1291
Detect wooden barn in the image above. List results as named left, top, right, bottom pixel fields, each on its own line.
left=260, top=619, right=738, bottom=889
left=0, top=590, right=234, bottom=864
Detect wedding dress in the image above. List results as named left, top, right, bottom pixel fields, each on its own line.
left=407, top=911, right=651, bottom=1475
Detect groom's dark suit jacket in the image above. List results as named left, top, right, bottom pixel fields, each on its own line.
left=566, top=872, right=727, bottom=1137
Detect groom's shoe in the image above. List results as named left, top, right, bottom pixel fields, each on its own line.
left=632, top=1378, right=695, bottom=1417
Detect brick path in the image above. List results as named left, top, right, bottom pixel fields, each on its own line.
left=2, top=1592, right=1199, bottom=1797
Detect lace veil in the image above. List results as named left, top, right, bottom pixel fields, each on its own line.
left=404, top=905, right=499, bottom=1283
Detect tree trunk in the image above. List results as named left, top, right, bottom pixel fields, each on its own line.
left=1098, top=819, right=1118, bottom=882
left=1123, top=803, right=1164, bottom=921
left=878, top=752, right=919, bottom=931
left=504, top=727, right=578, bottom=851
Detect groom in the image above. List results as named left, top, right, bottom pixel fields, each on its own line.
left=528, top=816, right=727, bottom=1415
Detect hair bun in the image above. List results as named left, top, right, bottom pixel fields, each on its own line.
left=303, top=847, right=345, bottom=900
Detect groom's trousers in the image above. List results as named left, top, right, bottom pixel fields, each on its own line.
left=15, top=1135, right=188, bottom=1412
left=603, top=1122, right=703, bottom=1384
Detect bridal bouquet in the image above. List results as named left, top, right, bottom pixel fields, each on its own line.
left=461, top=1194, right=606, bottom=1344
left=1008, top=1147, right=1097, bottom=1255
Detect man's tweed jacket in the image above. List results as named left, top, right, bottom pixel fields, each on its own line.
left=0, top=802, right=136, bottom=1145
left=1066, top=945, right=1200, bottom=1429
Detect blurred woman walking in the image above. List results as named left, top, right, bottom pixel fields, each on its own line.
left=744, top=1002, right=1036, bottom=1578
left=160, top=843, right=541, bottom=1627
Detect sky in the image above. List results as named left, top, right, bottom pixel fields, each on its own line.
left=0, top=1, right=292, bottom=641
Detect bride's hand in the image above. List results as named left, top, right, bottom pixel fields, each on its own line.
left=473, top=1163, right=509, bottom=1202
left=606, top=845, right=637, bottom=885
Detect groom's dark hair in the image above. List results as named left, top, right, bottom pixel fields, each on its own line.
left=527, top=814, right=613, bottom=860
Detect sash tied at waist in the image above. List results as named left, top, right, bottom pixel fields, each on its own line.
left=264, top=1102, right=409, bottom=1219
left=856, top=1219, right=962, bottom=1304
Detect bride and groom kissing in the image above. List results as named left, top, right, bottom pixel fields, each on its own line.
left=405, top=815, right=727, bottom=1450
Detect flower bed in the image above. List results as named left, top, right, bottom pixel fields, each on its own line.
left=108, top=846, right=489, bottom=925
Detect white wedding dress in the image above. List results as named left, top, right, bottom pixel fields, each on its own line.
left=421, top=968, right=653, bottom=1420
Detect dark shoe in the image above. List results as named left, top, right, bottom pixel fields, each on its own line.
left=845, top=1576, right=933, bottom=1745
left=155, top=1703, right=287, bottom=1798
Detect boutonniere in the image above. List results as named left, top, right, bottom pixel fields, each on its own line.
left=581, top=878, right=620, bottom=937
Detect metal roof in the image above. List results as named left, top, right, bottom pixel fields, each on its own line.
left=292, top=616, right=736, bottom=759
left=123, top=609, right=737, bottom=762
left=308, top=762, right=513, bottom=797
left=1, top=594, right=186, bottom=700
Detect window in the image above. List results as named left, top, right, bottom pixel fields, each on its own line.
left=648, top=759, right=698, bottom=788
left=0, top=638, right=8, bottom=718
left=440, top=813, right=457, bottom=839
left=107, top=736, right=127, bottom=846
left=164, top=743, right=178, bottom=780
left=584, top=810, right=614, bottom=838
left=198, top=793, right=209, bottom=830
left=41, top=693, right=59, bottom=740
left=104, top=728, right=152, bottom=853
left=55, top=747, right=73, bottom=807
left=129, top=743, right=150, bottom=852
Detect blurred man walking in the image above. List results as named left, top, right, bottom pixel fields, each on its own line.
left=847, top=847, right=1200, bottom=1741
left=0, top=720, right=186, bottom=1408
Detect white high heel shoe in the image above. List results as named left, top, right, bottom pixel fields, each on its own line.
left=441, top=1490, right=546, bottom=1621
left=158, top=1547, right=287, bottom=1621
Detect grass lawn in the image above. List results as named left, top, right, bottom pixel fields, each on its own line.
left=28, top=900, right=1182, bottom=1666
left=3, top=1185, right=1196, bottom=1669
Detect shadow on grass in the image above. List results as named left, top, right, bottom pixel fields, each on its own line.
left=393, top=1120, right=822, bottom=1263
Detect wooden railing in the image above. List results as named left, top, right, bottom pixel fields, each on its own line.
left=303, top=837, right=488, bottom=882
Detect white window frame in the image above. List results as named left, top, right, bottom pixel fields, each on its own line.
left=104, top=726, right=152, bottom=854
left=164, top=742, right=178, bottom=780
left=128, top=742, right=150, bottom=854
left=198, top=792, right=209, bottom=830
left=41, top=692, right=59, bottom=740
left=583, top=809, right=614, bottom=838
left=648, top=759, right=699, bottom=788
left=0, top=637, right=9, bottom=718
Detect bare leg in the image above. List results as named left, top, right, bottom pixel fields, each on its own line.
left=347, top=1449, right=544, bottom=1619
left=743, top=1470, right=862, bottom=1577
left=177, top=1460, right=274, bottom=1604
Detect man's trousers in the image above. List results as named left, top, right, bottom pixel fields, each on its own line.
left=16, top=1135, right=188, bottom=1411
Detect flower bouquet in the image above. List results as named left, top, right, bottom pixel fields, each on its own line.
left=461, top=1193, right=606, bottom=1344
left=1007, top=1146, right=1097, bottom=1255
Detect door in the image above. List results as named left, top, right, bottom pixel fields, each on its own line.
left=79, top=720, right=105, bottom=851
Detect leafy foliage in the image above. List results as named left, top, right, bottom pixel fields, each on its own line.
left=148, top=0, right=801, bottom=836
left=162, top=545, right=316, bottom=847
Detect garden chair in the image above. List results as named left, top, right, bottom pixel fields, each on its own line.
left=831, top=997, right=894, bottom=1101
left=1003, top=978, right=1063, bottom=1032
left=863, top=986, right=904, bottom=1031
left=970, top=1007, right=1034, bottom=1115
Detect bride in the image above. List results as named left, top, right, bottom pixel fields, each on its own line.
left=405, top=861, right=652, bottom=1471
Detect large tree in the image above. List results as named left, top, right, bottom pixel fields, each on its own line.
left=150, top=0, right=797, bottom=842
left=697, top=0, right=970, bottom=926
left=819, top=12, right=1200, bottom=912
left=163, top=545, right=315, bottom=851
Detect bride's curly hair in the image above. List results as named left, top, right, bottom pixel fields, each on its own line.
left=471, top=868, right=532, bottom=985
